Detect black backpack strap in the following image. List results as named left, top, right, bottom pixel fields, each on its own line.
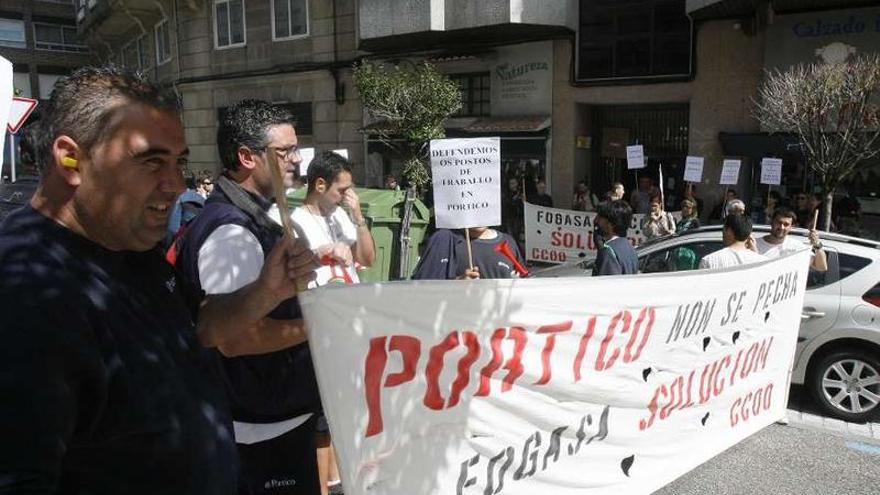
left=214, top=175, right=284, bottom=236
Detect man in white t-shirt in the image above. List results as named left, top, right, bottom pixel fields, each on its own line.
left=700, top=213, right=766, bottom=269
left=754, top=206, right=827, bottom=271
left=290, top=150, right=375, bottom=495
left=291, top=150, right=376, bottom=288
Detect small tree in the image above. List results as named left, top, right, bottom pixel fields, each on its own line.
left=353, top=60, right=461, bottom=277
left=755, top=54, right=880, bottom=231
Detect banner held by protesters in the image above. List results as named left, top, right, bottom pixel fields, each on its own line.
left=523, top=202, right=681, bottom=264
left=300, top=250, right=810, bottom=495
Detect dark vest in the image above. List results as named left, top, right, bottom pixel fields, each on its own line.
left=176, top=185, right=320, bottom=423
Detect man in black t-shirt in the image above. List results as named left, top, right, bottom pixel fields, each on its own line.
left=412, top=227, right=526, bottom=280
left=0, top=67, right=316, bottom=494
left=593, top=200, right=639, bottom=276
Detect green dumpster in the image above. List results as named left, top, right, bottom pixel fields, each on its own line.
left=285, top=188, right=431, bottom=282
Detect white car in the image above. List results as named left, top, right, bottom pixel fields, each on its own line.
left=535, top=226, right=880, bottom=422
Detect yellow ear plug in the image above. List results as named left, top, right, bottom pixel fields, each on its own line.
left=61, top=157, right=78, bottom=169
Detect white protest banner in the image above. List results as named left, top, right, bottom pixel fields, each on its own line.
left=719, top=159, right=741, bottom=185
left=430, top=137, right=501, bottom=229
left=523, top=202, right=680, bottom=263
left=0, top=56, right=12, bottom=170
left=626, top=145, right=645, bottom=170
left=684, top=156, right=704, bottom=183
left=301, top=251, right=810, bottom=495
left=760, top=158, right=783, bottom=186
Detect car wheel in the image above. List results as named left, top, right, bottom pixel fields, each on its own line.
left=809, top=349, right=880, bottom=422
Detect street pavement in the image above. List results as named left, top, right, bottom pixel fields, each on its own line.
left=654, top=386, right=880, bottom=495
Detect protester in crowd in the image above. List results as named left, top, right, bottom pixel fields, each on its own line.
left=0, top=67, right=316, bottom=494
left=607, top=182, right=625, bottom=202
left=792, top=190, right=811, bottom=225
left=593, top=200, right=638, bottom=276
left=530, top=179, right=553, bottom=207
left=176, top=99, right=324, bottom=495
left=754, top=206, right=827, bottom=272
left=166, top=171, right=205, bottom=241
left=724, top=198, right=746, bottom=218
left=630, top=176, right=654, bottom=214
left=502, top=176, right=525, bottom=242
left=699, top=214, right=766, bottom=269
left=412, top=226, right=525, bottom=280
left=196, top=170, right=214, bottom=198
left=384, top=174, right=400, bottom=191
left=682, top=184, right=704, bottom=217
left=677, top=198, right=701, bottom=233
left=572, top=180, right=598, bottom=211
left=290, top=150, right=373, bottom=495
left=709, top=188, right=738, bottom=223
left=641, top=194, right=676, bottom=240
left=763, top=190, right=781, bottom=225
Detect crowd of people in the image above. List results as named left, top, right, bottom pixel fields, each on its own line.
left=0, top=66, right=833, bottom=495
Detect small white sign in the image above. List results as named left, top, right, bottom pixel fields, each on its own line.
left=626, top=145, right=645, bottom=170
left=332, top=148, right=349, bottom=159
left=684, top=156, right=704, bottom=183
left=719, top=159, right=741, bottom=185
left=430, top=137, right=501, bottom=229
left=760, top=158, right=783, bottom=185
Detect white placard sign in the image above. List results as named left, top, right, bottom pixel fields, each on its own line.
left=430, top=137, right=501, bottom=229
left=0, top=56, right=13, bottom=170
left=719, top=159, right=741, bottom=185
left=760, top=158, right=783, bottom=186
left=301, top=250, right=811, bottom=495
left=626, top=145, right=645, bottom=170
left=524, top=203, right=681, bottom=263
left=298, top=148, right=315, bottom=177
left=684, top=156, right=704, bottom=183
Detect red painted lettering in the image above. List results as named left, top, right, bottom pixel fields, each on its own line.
left=534, top=321, right=573, bottom=385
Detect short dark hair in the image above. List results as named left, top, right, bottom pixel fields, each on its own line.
left=307, top=150, right=353, bottom=192
left=772, top=206, right=798, bottom=223
left=34, top=65, right=180, bottom=175
left=724, top=213, right=752, bottom=241
left=597, top=200, right=632, bottom=237
left=217, top=99, right=296, bottom=172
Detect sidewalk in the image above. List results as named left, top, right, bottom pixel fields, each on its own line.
left=786, top=385, right=880, bottom=441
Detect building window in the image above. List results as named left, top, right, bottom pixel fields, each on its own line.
left=33, top=22, right=89, bottom=53
left=214, top=0, right=246, bottom=49
left=449, top=72, right=491, bottom=117
left=577, top=0, right=692, bottom=82
left=271, top=0, right=308, bottom=40
left=122, top=34, right=150, bottom=70
left=155, top=19, right=172, bottom=65
left=0, top=18, right=26, bottom=49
